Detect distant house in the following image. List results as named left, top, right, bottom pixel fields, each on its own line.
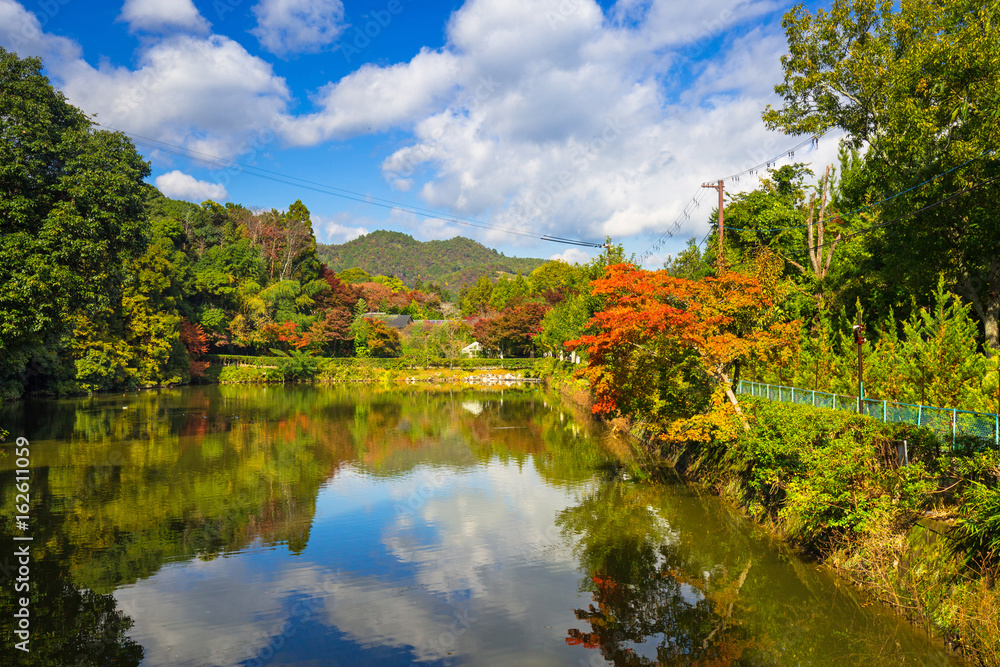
left=363, top=313, right=413, bottom=329
left=461, top=341, right=482, bottom=358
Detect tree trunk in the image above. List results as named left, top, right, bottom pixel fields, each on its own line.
left=959, top=258, right=1000, bottom=353
left=718, top=368, right=751, bottom=432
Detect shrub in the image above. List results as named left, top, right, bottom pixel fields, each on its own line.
left=218, top=365, right=283, bottom=383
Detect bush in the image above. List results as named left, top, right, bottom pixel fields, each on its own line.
left=686, top=398, right=935, bottom=552
left=273, top=350, right=320, bottom=381
left=218, top=365, right=284, bottom=383
left=954, top=482, right=1000, bottom=572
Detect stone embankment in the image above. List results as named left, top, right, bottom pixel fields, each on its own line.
left=404, top=372, right=542, bottom=386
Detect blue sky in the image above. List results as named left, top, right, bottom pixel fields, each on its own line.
left=0, top=0, right=839, bottom=266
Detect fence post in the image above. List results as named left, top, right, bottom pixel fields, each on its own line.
left=833, top=394, right=836, bottom=411
left=952, top=408, right=957, bottom=452
left=883, top=400, right=887, bottom=423
left=812, top=389, right=816, bottom=407
left=918, top=404, right=922, bottom=427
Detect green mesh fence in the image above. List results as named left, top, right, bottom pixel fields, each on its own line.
left=736, top=381, right=1000, bottom=452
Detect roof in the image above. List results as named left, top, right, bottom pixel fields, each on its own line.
left=363, top=313, right=413, bottom=329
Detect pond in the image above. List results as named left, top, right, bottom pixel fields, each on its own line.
left=0, top=385, right=965, bottom=666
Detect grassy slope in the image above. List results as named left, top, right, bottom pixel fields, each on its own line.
left=649, top=398, right=1000, bottom=664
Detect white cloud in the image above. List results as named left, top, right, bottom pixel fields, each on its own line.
left=155, top=170, right=228, bottom=202
left=0, top=2, right=290, bottom=161
left=273, top=0, right=793, bottom=251
left=114, top=460, right=596, bottom=666
left=314, top=214, right=370, bottom=244
left=54, top=35, right=291, bottom=159
left=548, top=247, right=593, bottom=265
left=119, top=0, right=210, bottom=34
left=282, top=49, right=461, bottom=144
left=0, top=0, right=81, bottom=63
left=250, top=0, right=345, bottom=57
left=0, top=0, right=822, bottom=260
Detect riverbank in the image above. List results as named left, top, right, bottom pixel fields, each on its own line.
left=629, top=397, right=999, bottom=665
left=206, top=354, right=549, bottom=387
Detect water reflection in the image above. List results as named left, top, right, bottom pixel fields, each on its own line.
left=0, top=471, right=143, bottom=666
left=0, top=386, right=965, bottom=666
left=559, top=480, right=963, bottom=666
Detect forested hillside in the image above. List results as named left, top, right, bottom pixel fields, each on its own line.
left=317, top=230, right=548, bottom=289
left=0, top=48, right=586, bottom=400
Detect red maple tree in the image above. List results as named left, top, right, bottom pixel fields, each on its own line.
left=568, top=253, right=796, bottom=435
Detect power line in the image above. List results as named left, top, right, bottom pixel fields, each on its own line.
left=725, top=147, right=996, bottom=233
left=638, top=132, right=830, bottom=265
left=637, top=188, right=709, bottom=265
left=704, top=131, right=830, bottom=187
left=99, top=125, right=605, bottom=249
left=789, top=172, right=1000, bottom=256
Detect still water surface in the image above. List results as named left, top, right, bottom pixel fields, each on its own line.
left=0, top=385, right=964, bottom=666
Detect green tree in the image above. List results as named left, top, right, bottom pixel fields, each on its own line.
left=537, top=294, right=591, bottom=356
left=663, top=239, right=713, bottom=281
left=488, top=274, right=530, bottom=311
left=763, top=0, right=1000, bottom=350
left=529, top=260, right=582, bottom=295
left=338, top=267, right=372, bottom=284
left=461, top=276, right=494, bottom=316
left=373, top=274, right=406, bottom=293
left=351, top=299, right=370, bottom=356
left=0, top=49, right=151, bottom=398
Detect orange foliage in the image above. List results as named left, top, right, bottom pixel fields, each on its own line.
left=568, top=254, right=796, bottom=432
left=179, top=319, right=210, bottom=379
left=261, top=320, right=309, bottom=350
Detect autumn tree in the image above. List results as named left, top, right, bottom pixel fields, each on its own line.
left=238, top=200, right=319, bottom=283
left=473, top=302, right=549, bottom=357
left=179, top=319, right=210, bottom=379
left=569, top=253, right=797, bottom=436
left=366, top=319, right=402, bottom=358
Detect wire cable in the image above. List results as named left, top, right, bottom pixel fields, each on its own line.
left=639, top=132, right=832, bottom=264
left=724, top=147, right=997, bottom=233
left=704, top=130, right=831, bottom=186
left=789, top=172, right=1000, bottom=256
left=99, top=125, right=606, bottom=249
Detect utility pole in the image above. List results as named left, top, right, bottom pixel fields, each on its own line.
left=853, top=313, right=866, bottom=414
left=702, top=180, right=724, bottom=273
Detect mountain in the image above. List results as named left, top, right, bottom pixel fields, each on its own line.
left=316, top=231, right=549, bottom=289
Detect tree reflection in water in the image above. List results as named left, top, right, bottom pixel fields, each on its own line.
left=559, top=481, right=769, bottom=666
left=0, top=472, right=143, bottom=667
